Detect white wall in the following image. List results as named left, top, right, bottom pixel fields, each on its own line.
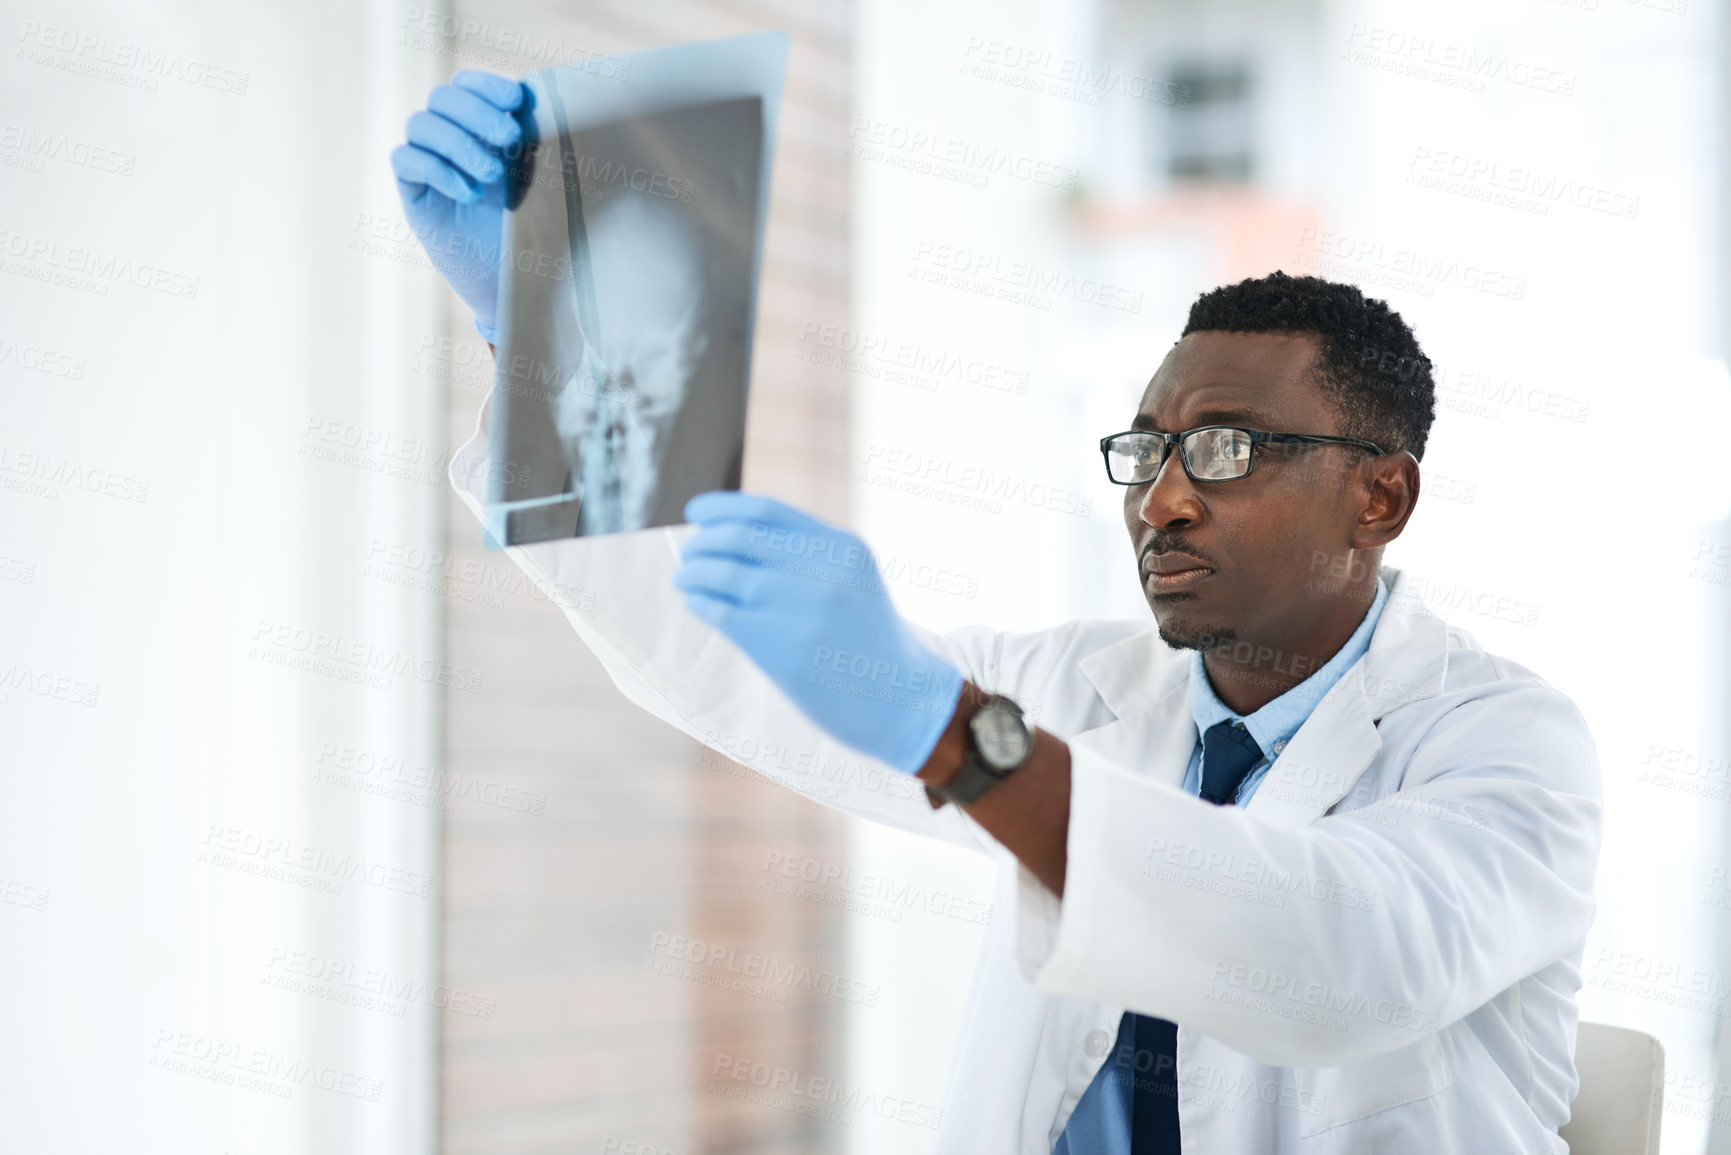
left=0, top=2, right=444, bottom=1150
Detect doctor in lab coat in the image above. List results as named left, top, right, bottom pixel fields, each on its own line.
left=397, top=77, right=1601, bottom=1154
left=441, top=311, right=1601, bottom=1154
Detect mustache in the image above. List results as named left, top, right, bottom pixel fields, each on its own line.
left=1140, top=537, right=1215, bottom=569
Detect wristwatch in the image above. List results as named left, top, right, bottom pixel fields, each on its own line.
left=925, top=694, right=1034, bottom=808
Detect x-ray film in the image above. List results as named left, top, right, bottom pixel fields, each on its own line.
left=482, top=31, right=787, bottom=546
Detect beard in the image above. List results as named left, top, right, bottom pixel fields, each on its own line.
left=1154, top=615, right=1238, bottom=653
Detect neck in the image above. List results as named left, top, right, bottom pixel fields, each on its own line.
left=1201, top=579, right=1378, bottom=715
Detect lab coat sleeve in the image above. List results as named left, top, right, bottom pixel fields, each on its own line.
left=1015, top=680, right=1603, bottom=1068
left=446, top=391, right=1008, bottom=857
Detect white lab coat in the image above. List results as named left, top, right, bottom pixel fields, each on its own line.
left=449, top=395, right=1603, bottom=1154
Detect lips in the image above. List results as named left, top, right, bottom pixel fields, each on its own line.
left=1142, top=552, right=1215, bottom=592
left=1146, top=568, right=1213, bottom=590
left=1144, top=553, right=1213, bottom=576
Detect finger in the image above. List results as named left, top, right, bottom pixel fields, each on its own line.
left=429, top=82, right=522, bottom=150
left=683, top=490, right=837, bottom=535
left=681, top=588, right=744, bottom=633
left=406, top=109, right=503, bottom=186
left=678, top=521, right=776, bottom=565
left=679, top=520, right=870, bottom=584
left=672, top=556, right=768, bottom=606
left=390, top=143, right=476, bottom=204
left=452, top=70, right=526, bottom=112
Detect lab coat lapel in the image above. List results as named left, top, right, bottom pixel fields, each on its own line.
left=1241, top=685, right=1382, bottom=828
left=1071, top=627, right=1195, bottom=790
left=1247, top=564, right=1449, bottom=827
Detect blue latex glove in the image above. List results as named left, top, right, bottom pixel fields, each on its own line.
left=674, top=492, right=965, bottom=775
left=390, top=70, right=526, bottom=342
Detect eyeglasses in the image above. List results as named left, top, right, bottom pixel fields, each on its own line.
left=1098, top=426, right=1387, bottom=485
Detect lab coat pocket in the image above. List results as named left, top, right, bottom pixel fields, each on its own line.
left=1294, top=1033, right=1453, bottom=1137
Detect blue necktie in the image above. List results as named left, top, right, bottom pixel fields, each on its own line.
left=1054, top=719, right=1263, bottom=1154
left=1198, top=719, right=1263, bottom=806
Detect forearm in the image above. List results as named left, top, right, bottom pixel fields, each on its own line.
left=917, top=681, right=1072, bottom=897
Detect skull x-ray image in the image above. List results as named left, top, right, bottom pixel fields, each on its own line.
left=482, top=32, right=787, bottom=546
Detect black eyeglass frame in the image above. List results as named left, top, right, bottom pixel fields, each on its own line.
left=1097, top=426, right=1389, bottom=485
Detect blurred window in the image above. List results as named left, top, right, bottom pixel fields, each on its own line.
left=1164, top=61, right=1253, bottom=182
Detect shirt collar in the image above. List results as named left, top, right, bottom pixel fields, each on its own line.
left=1187, top=575, right=1390, bottom=758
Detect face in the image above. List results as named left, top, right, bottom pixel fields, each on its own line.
left=1123, top=330, right=1400, bottom=654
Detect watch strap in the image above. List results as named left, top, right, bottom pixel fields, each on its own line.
left=924, top=753, right=1012, bottom=808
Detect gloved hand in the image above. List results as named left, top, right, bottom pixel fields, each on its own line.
left=390, top=70, right=526, bottom=342
left=674, top=492, right=965, bottom=775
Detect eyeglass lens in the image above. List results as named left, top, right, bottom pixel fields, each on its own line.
left=1105, top=429, right=1254, bottom=483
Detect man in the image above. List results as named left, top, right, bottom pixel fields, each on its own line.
left=396, top=72, right=1602, bottom=1154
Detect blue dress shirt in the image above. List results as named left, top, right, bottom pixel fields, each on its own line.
left=1054, top=576, right=1389, bottom=1155
left=1179, top=575, right=1389, bottom=806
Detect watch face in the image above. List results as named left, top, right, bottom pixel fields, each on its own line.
left=974, top=703, right=1031, bottom=770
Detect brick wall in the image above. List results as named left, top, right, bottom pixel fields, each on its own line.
left=437, top=4, right=854, bottom=1152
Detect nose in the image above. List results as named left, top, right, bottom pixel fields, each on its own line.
left=1133, top=445, right=1203, bottom=530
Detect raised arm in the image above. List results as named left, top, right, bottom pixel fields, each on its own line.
left=394, top=72, right=1012, bottom=853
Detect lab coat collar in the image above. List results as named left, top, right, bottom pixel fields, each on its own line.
left=1072, top=565, right=1449, bottom=826
left=1074, top=619, right=1189, bottom=723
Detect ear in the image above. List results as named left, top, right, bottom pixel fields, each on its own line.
left=1350, top=451, right=1420, bottom=549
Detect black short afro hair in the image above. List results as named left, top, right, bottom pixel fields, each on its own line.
left=1181, top=271, right=1435, bottom=462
